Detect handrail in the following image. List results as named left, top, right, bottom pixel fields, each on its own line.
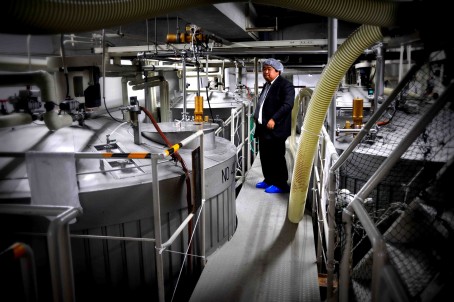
left=150, top=129, right=204, bottom=302
left=311, top=63, right=429, bottom=301
left=230, top=104, right=246, bottom=184
left=311, top=126, right=339, bottom=302
left=325, top=62, right=422, bottom=301
left=0, top=204, right=81, bottom=302
left=0, top=242, right=38, bottom=302
left=214, top=101, right=253, bottom=186
left=161, top=213, right=194, bottom=250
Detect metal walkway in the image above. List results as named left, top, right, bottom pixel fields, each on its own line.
left=189, top=157, right=321, bottom=302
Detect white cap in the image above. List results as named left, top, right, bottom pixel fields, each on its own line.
left=263, top=58, right=284, bottom=72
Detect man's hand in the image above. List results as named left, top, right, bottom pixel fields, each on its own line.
left=267, top=118, right=275, bottom=130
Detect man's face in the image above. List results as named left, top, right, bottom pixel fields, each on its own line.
left=262, top=65, right=279, bottom=82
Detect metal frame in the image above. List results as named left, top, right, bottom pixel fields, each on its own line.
left=0, top=204, right=81, bottom=302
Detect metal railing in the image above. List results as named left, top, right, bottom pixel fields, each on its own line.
left=215, top=101, right=254, bottom=186
left=0, top=129, right=206, bottom=302
left=311, top=62, right=452, bottom=302
left=0, top=242, right=38, bottom=302
left=307, top=63, right=423, bottom=301
left=0, top=204, right=81, bottom=302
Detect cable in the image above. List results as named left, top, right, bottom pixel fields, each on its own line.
left=109, top=121, right=128, bottom=136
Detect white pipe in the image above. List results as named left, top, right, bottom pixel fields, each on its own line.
left=406, top=44, right=412, bottom=70
left=161, top=213, right=194, bottom=249
left=398, top=44, right=404, bottom=82
left=0, top=71, right=57, bottom=102
left=0, top=113, right=33, bottom=128
left=0, top=56, right=47, bottom=72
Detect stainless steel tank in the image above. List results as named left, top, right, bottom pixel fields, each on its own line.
left=0, top=115, right=237, bottom=300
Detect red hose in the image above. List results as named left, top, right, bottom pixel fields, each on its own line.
left=140, top=106, right=195, bottom=268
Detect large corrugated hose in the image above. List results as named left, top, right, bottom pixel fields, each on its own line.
left=2, top=0, right=402, bottom=34
left=288, top=24, right=383, bottom=223
left=289, top=87, right=313, bottom=162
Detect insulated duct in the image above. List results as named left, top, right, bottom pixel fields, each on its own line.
left=288, top=24, right=383, bottom=223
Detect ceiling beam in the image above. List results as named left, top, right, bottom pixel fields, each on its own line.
left=213, top=3, right=259, bottom=41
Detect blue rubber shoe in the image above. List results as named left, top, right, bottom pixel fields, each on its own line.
left=265, top=185, right=290, bottom=193
left=256, top=181, right=269, bottom=189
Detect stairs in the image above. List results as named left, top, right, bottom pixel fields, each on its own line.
left=350, top=159, right=454, bottom=301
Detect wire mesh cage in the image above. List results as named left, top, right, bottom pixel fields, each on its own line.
left=335, top=55, right=454, bottom=301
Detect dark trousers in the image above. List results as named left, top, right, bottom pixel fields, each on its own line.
left=258, top=136, right=288, bottom=189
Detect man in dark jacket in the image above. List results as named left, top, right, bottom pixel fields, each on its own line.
left=254, top=58, right=295, bottom=193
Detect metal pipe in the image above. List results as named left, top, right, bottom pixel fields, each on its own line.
left=247, top=100, right=252, bottom=171
left=339, top=202, right=354, bottom=302
left=241, top=102, right=246, bottom=183
left=398, top=45, right=404, bottom=82
left=151, top=155, right=165, bottom=302
left=47, top=207, right=80, bottom=302
left=325, top=128, right=340, bottom=302
left=0, top=70, right=57, bottom=102
left=1, top=129, right=203, bottom=160
left=71, top=234, right=155, bottom=242
left=327, top=17, right=338, bottom=142
left=199, top=133, right=206, bottom=266
left=0, top=242, right=38, bottom=302
left=161, top=213, right=194, bottom=249
left=0, top=204, right=81, bottom=302
left=160, top=78, right=171, bottom=122
left=374, top=43, right=385, bottom=111
left=230, top=108, right=235, bottom=144
left=181, top=50, right=188, bottom=121
left=159, top=129, right=203, bottom=158
left=407, top=45, right=412, bottom=71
